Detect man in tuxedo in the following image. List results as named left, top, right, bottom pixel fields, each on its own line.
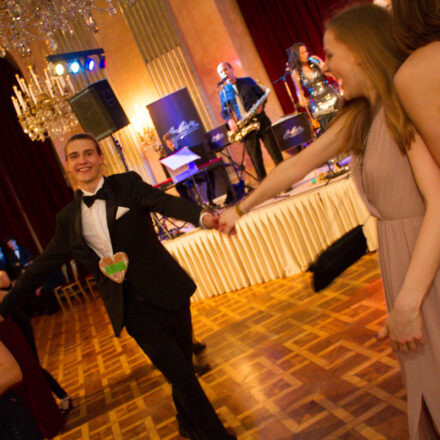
left=0, top=133, right=235, bottom=440
left=4, top=237, right=32, bottom=280
left=217, top=62, right=283, bottom=181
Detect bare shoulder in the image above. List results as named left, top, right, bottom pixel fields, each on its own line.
left=395, top=42, right=440, bottom=89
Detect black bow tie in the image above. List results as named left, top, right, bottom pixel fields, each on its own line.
left=82, top=187, right=107, bottom=207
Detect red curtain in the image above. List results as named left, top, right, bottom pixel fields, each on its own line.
left=0, top=57, right=72, bottom=255
left=237, top=0, right=347, bottom=114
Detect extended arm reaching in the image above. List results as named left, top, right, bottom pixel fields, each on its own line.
left=219, top=112, right=350, bottom=234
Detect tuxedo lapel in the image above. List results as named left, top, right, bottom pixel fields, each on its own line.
left=73, top=192, right=86, bottom=248
left=104, top=179, right=117, bottom=247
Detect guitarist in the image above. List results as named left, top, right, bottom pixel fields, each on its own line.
left=217, top=62, right=283, bottom=181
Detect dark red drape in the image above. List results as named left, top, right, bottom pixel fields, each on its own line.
left=0, top=56, right=72, bottom=255
left=237, top=0, right=347, bottom=114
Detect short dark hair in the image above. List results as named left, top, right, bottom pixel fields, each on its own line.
left=162, top=132, right=173, bottom=143
left=64, top=133, right=102, bottom=159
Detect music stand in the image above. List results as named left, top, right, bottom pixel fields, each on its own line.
left=205, top=125, right=256, bottom=202
left=160, top=147, right=208, bottom=206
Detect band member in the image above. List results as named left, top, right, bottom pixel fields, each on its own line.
left=217, top=62, right=283, bottom=182
left=0, top=133, right=235, bottom=440
left=287, top=43, right=340, bottom=132
left=161, top=133, right=216, bottom=206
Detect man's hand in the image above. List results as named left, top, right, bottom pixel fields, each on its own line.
left=227, top=119, right=238, bottom=133
left=201, top=211, right=220, bottom=230
left=218, top=207, right=240, bottom=235
left=299, top=97, right=308, bottom=108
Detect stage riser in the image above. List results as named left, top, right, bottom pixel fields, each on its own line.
left=164, top=176, right=378, bottom=301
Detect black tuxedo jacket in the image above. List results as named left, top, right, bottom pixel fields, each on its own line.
left=6, top=245, right=31, bottom=279
left=220, top=77, right=266, bottom=121
left=1, top=172, right=203, bottom=336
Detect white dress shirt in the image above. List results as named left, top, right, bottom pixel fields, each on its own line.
left=81, top=178, right=114, bottom=259
left=80, top=177, right=210, bottom=259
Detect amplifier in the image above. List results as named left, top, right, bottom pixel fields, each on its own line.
left=205, top=125, right=230, bottom=150
left=271, top=112, right=314, bottom=151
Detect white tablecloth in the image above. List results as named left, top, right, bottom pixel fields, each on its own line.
left=164, top=175, right=377, bottom=301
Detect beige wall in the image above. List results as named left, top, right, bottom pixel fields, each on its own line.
left=165, top=0, right=283, bottom=124
left=7, top=0, right=285, bottom=185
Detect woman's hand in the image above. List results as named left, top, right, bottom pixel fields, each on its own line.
left=219, top=207, right=241, bottom=235
left=299, top=97, right=308, bottom=108
left=378, top=298, right=426, bottom=353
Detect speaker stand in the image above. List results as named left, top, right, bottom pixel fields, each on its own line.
left=110, top=135, right=129, bottom=172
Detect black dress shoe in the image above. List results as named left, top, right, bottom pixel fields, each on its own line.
left=193, top=363, right=211, bottom=377
left=192, top=342, right=206, bottom=355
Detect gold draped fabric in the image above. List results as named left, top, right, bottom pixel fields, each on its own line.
left=164, top=176, right=378, bottom=301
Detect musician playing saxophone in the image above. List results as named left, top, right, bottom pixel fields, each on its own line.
left=217, top=62, right=283, bottom=182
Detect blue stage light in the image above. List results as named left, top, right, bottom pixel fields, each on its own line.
left=99, top=55, right=106, bottom=69
left=84, top=57, right=95, bottom=71
left=69, top=60, right=81, bottom=74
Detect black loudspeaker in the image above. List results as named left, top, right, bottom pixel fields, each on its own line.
left=68, top=79, right=129, bottom=140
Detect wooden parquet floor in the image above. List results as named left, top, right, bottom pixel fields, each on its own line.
left=33, top=253, right=409, bottom=440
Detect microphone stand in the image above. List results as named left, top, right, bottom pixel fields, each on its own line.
left=217, top=82, right=258, bottom=192
left=273, top=69, right=298, bottom=114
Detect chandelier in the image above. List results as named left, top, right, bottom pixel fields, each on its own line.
left=0, top=0, right=137, bottom=57
left=11, top=65, right=78, bottom=141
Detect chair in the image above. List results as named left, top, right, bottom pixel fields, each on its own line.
left=84, top=274, right=98, bottom=300
left=53, top=260, right=90, bottom=311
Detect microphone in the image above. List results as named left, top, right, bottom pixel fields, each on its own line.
left=216, top=77, right=228, bottom=87
left=308, top=56, right=320, bottom=66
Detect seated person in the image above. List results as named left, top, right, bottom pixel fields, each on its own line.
left=4, top=236, right=32, bottom=280
left=161, top=133, right=217, bottom=206
left=161, top=133, right=192, bottom=202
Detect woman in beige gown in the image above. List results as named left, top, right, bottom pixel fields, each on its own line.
left=219, top=4, right=440, bottom=439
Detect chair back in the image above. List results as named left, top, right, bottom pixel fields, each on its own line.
left=70, top=260, right=80, bottom=282
left=60, top=264, right=69, bottom=283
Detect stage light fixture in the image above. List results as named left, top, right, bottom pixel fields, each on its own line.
left=54, top=63, right=65, bottom=75
left=69, top=60, right=81, bottom=74
left=84, top=57, right=95, bottom=71
left=99, top=54, right=106, bottom=69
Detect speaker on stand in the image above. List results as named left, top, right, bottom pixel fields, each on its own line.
left=68, top=78, right=130, bottom=171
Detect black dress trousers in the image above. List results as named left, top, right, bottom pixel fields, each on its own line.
left=244, top=112, right=283, bottom=181
left=123, top=296, right=235, bottom=440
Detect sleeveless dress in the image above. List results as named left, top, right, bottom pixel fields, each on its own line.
left=351, top=109, right=440, bottom=439
left=298, top=62, right=340, bottom=120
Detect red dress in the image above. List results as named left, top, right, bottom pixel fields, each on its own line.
left=0, top=318, right=65, bottom=438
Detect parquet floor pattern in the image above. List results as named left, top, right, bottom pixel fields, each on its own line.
left=33, top=253, right=409, bottom=439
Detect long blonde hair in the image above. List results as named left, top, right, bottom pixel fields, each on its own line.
left=326, top=3, right=411, bottom=154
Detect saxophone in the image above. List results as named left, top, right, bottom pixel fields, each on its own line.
left=227, top=86, right=270, bottom=143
